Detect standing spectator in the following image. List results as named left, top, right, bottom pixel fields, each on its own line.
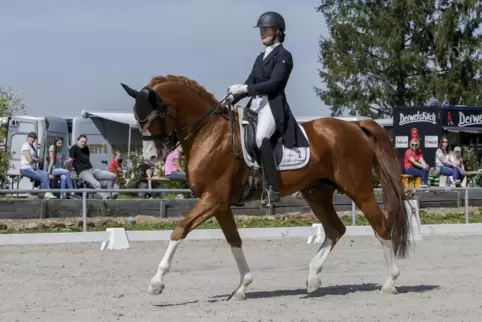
left=404, top=137, right=429, bottom=188
left=47, top=137, right=77, bottom=199
left=68, top=134, right=116, bottom=199
left=164, top=143, right=186, bottom=181
left=19, top=132, right=57, bottom=199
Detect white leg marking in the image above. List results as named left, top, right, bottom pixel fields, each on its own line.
left=228, top=246, right=253, bottom=301
left=306, top=237, right=333, bottom=293
left=376, top=235, right=400, bottom=294
left=147, top=239, right=181, bottom=295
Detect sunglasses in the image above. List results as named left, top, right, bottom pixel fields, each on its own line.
left=411, top=144, right=419, bottom=147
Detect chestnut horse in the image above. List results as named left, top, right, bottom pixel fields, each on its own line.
left=120, top=75, right=410, bottom=300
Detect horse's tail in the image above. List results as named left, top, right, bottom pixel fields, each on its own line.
left=357, top=120, right=410, bottom=259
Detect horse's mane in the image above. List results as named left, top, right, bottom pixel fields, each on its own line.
left=148, top=75, right=219, bottom=104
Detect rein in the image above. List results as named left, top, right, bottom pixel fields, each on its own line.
left=180, top=96, right=242, bottom=158
left=135, top=88, right=242, bottom=159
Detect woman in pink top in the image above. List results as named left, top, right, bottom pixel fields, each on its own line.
left=164, top=144, right=186, bottom=181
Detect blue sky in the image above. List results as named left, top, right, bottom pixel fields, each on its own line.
left=0, top=0, right=330, bottom=118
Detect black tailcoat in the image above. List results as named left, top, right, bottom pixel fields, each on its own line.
left=241, top=44, right=309, bottom=149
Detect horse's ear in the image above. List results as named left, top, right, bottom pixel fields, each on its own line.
left=120, top=83, right=139, bottom=99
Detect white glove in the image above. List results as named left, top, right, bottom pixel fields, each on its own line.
left=227, top=84, right=248, bottom=96
left=221, top=94, right=235, bottom=110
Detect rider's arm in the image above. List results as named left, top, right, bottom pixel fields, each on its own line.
left=247, top=50, right=293, bottom=96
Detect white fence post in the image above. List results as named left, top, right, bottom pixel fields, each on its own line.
left=351, top=201, right=356, bottom=225
left=82, top=192, right=87, bottom=232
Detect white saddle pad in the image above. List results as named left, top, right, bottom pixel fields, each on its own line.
left=237, top=108, right=310, bottom=171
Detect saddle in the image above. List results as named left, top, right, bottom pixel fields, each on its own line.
left=240, top=108, right=284, bottom=166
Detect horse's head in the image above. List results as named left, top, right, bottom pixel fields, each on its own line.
left=120, top=82, right=178, bottom=164
left=120, top=75, right=221, bottom=164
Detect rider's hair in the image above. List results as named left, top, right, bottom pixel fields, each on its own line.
left=278, top=30, right=286, bottom=43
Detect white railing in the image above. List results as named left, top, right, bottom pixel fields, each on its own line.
left=0, top=186, right=478, bottom=232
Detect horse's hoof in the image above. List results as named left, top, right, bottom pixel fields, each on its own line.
left=147, top=282, right=165, bottom=295
left=306, top=276, right=321, bottom=294
left=381, top=285, right=398, bottom=295
left=231, top=291, right=247, bottom=301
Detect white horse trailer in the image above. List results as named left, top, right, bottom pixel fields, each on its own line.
left=2, top=115, right=69, bottom=190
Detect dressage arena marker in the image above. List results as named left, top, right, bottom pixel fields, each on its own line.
left=307, top=200, right=423, bottom=244
left=100, top=228, right=130, bottom=250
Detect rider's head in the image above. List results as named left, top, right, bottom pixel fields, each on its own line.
left=254, top=11, right=286, bottom=46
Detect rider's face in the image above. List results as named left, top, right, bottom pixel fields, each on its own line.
left=260, top=27, right=276, bottom=45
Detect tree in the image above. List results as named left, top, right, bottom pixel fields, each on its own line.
left=315, top=0, right=482, bottom=117
left=0, top=86, right=27, bottom=116
left=429, top=0, right=482, bottom=106
left=0, top=86, right=27, bottom=187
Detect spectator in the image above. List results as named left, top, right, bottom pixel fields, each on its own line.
left=435, top=136, right=455, bottom=185
left=47, top=137, right=78, bottom=199
left=68, top=134, right=116, bottom=199
left=448, top=146, right=466, bottom=186
left=109, top=150, right=124, bottom=177
left=164, top=143, right=186, bottom=181
left=404, top=137, right=429, bottom=187
left=20, top=132, right=57, bottom=199
left=109, top=150, right=124, bottom=186
left=136, top=158, right=160, bottom=199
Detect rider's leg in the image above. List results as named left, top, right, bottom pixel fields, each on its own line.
left=255, top=105, right=279, bottom=205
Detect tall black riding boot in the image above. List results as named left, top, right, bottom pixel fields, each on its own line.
left=259, top=138, right=280, bottom=206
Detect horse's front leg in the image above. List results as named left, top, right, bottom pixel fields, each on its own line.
left=147, top=197, right=224, bottom=296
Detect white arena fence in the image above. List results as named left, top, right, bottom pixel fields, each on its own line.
left=1, top=187, right=482, bottom=248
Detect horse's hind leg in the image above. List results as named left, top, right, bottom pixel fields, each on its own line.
left=301, top=182, right=346, bottom=294
left=215, top=209, right=253, bottom=301
left=350, top=192, right=400, bottom=294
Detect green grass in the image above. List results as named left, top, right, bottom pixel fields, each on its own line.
left=1, top=209, right=481, bottom=234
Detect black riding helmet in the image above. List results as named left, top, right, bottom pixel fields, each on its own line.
left=254, top=11, right=285, bottom=31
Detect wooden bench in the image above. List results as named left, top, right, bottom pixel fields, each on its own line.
left=465, top=170, right=481, bottom=187
left=402, top=170, right=482, bottom=189
left=439, top=170, right=481, bottom=188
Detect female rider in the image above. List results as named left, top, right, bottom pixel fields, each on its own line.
left=224, top=11, right=308, bottom=206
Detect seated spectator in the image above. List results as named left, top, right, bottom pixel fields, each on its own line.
left=435, top=136, right=455, bottom=185
left=68, top=134, right=116, bottom=199
left=448, top=146, right=466, bottom=186
left=47, top=137, right=78, bottom=199
left=404, top=137, right=429, bottom=187
left=164, top=143, right=186, bottom=181
left=20, top=132, right=57, bottom=199
left=109, top=150, right=124, bottom=186
left=136, top=158, right=160, bottom=199
left=109, top=150, right=124, bottom=177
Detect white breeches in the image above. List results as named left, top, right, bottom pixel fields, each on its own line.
left=254, top=103, right=277, bottom=148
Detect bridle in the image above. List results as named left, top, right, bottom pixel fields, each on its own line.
left=133, top=86, right=240, bottom=157
left=134, top=87, right=175, bottom=150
